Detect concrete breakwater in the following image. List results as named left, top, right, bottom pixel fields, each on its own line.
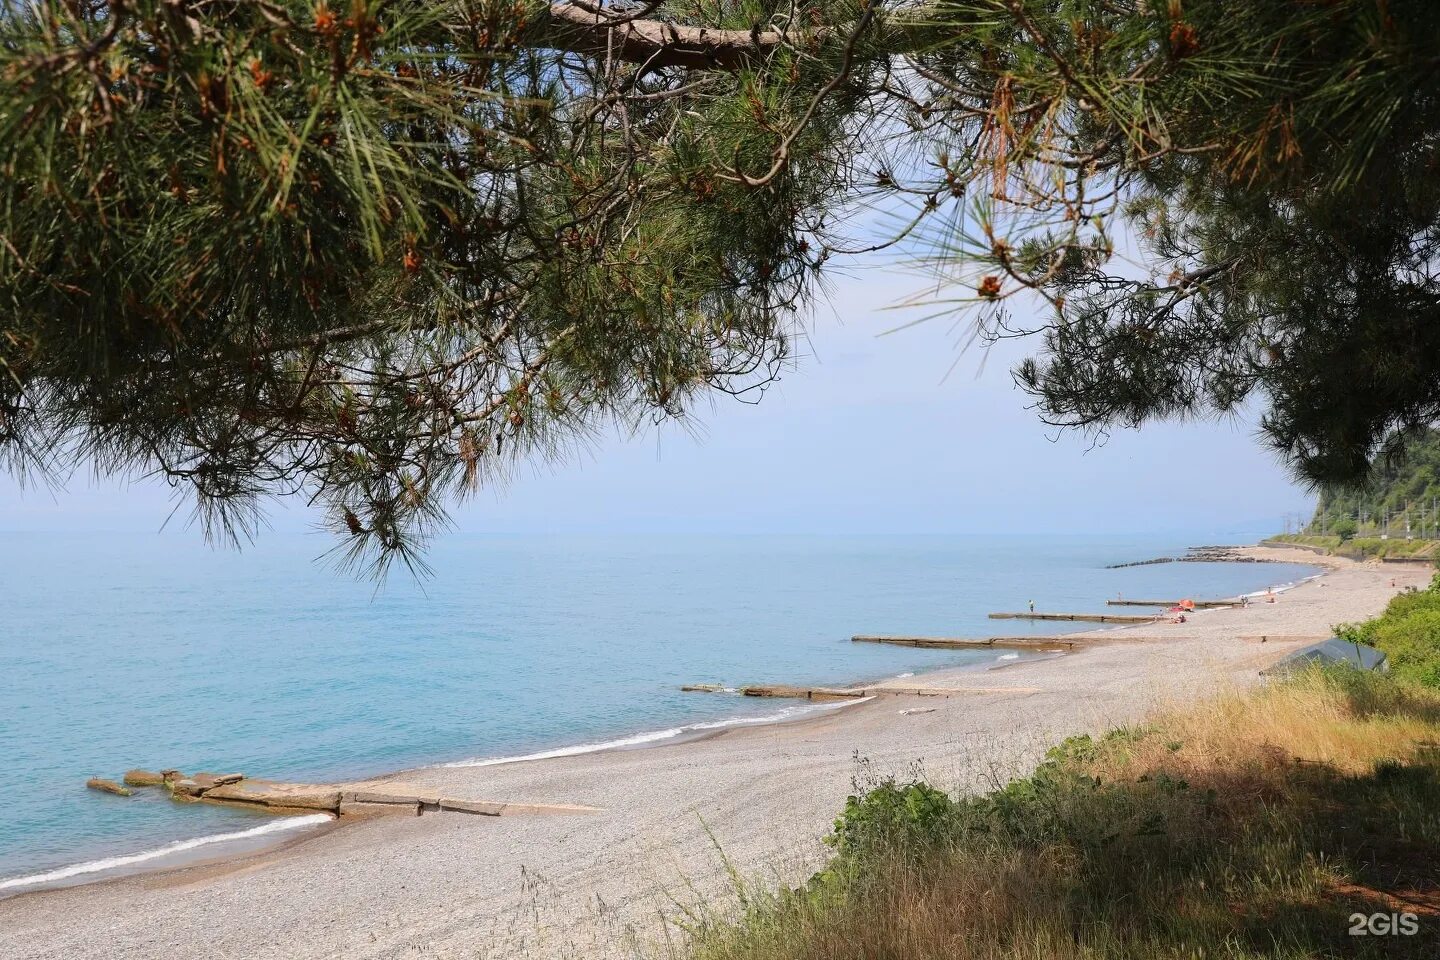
left=851, top=634, right=1079, bottom=650
left=682, top=682, right=1043, bottom=701
left=87, top=768, right=600, bottom=820
left=1105, top=599, right=1238, bottom=608
left=988, top=611, right=1157, bottom=624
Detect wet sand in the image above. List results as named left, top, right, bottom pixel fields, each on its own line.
left=0, top=544, right=1424, bottom=959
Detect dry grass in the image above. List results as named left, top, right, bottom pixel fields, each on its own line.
left=680, top=668, right=1440, bottom=960
left=1128, top=673, right=1440, bottom=777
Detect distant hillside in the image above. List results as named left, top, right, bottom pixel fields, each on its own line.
left=1305, top=429, right=1440, bottom=539
left=1268, top=534, right=1439, bottom=561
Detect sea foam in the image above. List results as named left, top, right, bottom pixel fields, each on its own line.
left=440, top=697, right=873, bottom=768
left=0, top=814, right=331, bottom=894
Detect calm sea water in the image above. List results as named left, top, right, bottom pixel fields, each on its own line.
left=0, top=532, right=1316, bottom=891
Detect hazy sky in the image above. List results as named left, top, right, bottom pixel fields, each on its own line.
left=0, top=264, right=1313, bottom=540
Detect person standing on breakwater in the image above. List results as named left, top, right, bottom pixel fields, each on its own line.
left=1029, top=599, right=1035, bottom=613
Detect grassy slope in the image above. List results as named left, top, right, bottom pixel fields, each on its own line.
left=684, top=669, right=1440, bottom=959
left=1269, top=534, right=1440, bottom=560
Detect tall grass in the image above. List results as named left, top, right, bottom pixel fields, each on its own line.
left=684, top=669, right=1440, bottom=959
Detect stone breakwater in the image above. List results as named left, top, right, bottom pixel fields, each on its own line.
left=1106, top=545, right=1285, bottom=570
left=88, top=768, right=601, bottom=820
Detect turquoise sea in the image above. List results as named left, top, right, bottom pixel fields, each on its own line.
left=0, top=532, right=1318, bottom=893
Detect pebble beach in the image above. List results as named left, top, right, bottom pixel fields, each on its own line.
left=0, top=544, right=1423, bottom=960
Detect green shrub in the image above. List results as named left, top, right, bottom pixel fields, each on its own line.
left=823, top=732, right=1207, bottom=877
left=1340, top=571, right=1440, bottom=687
left=825, top=780, right=959, bottom=861
left=1383, top=586, right=1440, bottom=620
left=1371, top=609, right=1440, bottom=687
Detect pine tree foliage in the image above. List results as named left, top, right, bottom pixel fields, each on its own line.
left=1, top=0, right=1436, bottom=570
left=988, top=1, right=1440, bottom=486
left=0, top=0, right=876, bottom=572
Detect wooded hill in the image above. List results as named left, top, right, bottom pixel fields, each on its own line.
left=1307, top=430, right=1440, bottom=539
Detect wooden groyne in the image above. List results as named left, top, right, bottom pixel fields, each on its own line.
left=988, top=612, right=1158, bottom=623
left=1105, top=599, right=1237, bottom=609
left=852, top=634, right=1079, bottom=651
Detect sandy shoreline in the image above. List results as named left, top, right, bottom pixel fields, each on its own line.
left=1, top=544, right=1427, bottom=959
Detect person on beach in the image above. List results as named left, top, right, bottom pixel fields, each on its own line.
left=1029, top=599, right=1035, bottom=613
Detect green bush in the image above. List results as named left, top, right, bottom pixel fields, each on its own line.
left=1382, top=586, right=1440, bottom=621
left=823, top=730, right=1199, bottom=871
left=1370, top=609, right=1440, bottom=687
left=1331, top=517, right=1359, bottom=540
left=825, top=780, right=959, bottom=861
left=1339, top=571, right=1440, bottom=686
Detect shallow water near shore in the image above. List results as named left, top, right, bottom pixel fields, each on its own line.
left=0, top=532, right=1317, bottom=892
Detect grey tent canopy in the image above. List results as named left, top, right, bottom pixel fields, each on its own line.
left=1261, top=637, right=1389, bottom=677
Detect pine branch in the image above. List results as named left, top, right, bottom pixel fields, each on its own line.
left=540, top=2, right=822, bottom=70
